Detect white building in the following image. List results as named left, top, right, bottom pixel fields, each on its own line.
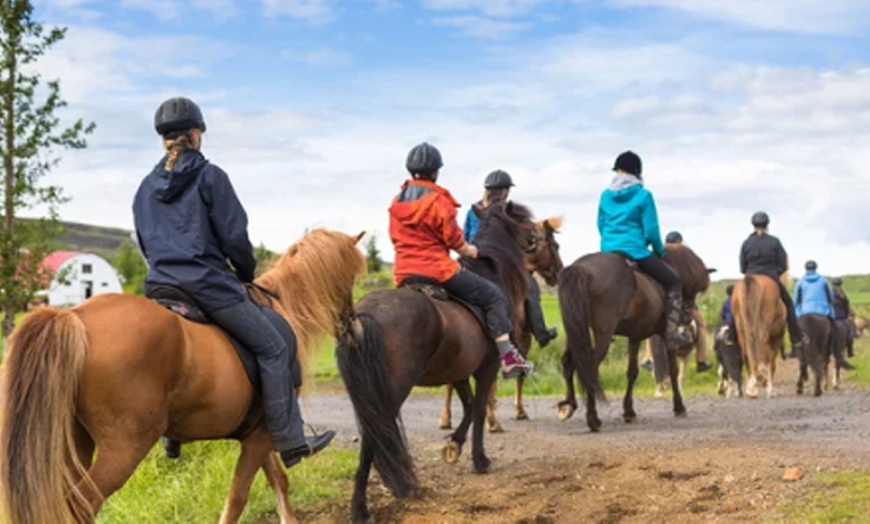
left=42, top=251, right=122, bottom=306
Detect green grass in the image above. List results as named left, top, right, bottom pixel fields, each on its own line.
left=778, top=470, right=870, bottom=523
left=98, top=442, right=356, bottom=524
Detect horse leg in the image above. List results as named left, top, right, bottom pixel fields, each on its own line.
left=443, top=380, right=473, bottom=465
left=584, top=334, right=609, bottom=432
left=471, top=364, right=498, bottom=473
left=351, top=436, right=374, bottom=523
left=76, top=435, right=159, bottom=518
left=623, top=339, right=640, bottom=422
left=717, top=364, right=727, bottom=396
left=261, top=452, right=296, bottom=524
left=558, top=347, right=578, bottom=421
left=486, top=381, right=504, bottom=433
left=439, top=384, right=453, bottom=430
left=515, top=376, right=529, bottom=421
left=219, top=429, right=275, bottom=524
left=669, top=346, right=687, bottom=417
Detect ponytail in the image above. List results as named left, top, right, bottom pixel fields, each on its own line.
left=162, top=133, right=193, bottom=171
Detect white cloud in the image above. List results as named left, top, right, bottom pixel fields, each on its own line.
left=261, top=0, right=334, bottom=24
left=282, top=47, right=351, bottom=66
left=432, top=15, right=529, bottom=39
left=609, top=0, right=870, bottom=34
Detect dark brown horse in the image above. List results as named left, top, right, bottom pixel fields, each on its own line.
left=0, top=229, right=365, bottom=524
left=557, top=245, right=711, bottom=432
left=796, top=314, right=832, bottom=397
left=732, top=275, right=786, bottom=398
left=439, top=216, right=564, bottom=432
left=335, top=202, right=535, bottom=522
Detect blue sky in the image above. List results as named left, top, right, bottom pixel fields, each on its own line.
left=31, top=0, right=870, bottom=278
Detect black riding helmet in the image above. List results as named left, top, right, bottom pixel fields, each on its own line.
left=406, top=142, right=443, bottom=177
left=751, top=211, right=770, bottom=228
left=155, top=97, right=206, bottom=136
left=665, top=231, right=683, bottom=244
left=832, top=277, right=843, bottom=286
left=613, top=151, right=642, bottom=177
left=484, top=169, right=514, bottom=189
left=805, top=260, right=818, bottom=271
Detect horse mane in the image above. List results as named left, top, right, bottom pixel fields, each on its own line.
left=664, top=244, right=710, bottom=296
left=256, top=229, right=366, bottom=384
left=462, top=201, right=532, bottom=309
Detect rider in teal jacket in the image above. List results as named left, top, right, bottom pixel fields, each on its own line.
left=597, top=151, right=689, bottom=350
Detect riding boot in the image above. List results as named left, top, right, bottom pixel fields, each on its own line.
left=525, top=274, right=558, bottom=348
left=665, top=291, right=692, bottom=350
left=831, top=319, right=856, bottom=371
left=779, top=282, right=809, bottom=353
left=163, top=437, right=181, bottom=459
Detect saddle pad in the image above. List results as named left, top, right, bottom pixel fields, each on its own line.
left=399, top=276, right=488, bottom=333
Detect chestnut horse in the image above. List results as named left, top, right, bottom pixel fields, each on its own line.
left=557, top=245, right=711, bottom=432
left=732, top=275, right=786, bottom=399
left=335, top=202, right=535, bottom=522
left=438, top=216, right=563, bottom=432
left=0, top=229, right=365, bottom=524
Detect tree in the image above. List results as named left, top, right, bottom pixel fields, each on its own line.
left=0, top=1, right=95, bottom=336
left=253, top=242, right=275, bottom=277
left=365, top=232, right=383, bottom=274
left=113, top=239, right=146, bottom=295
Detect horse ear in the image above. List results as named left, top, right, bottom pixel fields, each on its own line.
left=544, top=216, right=563, bottom=233
left=506, top=201, right=514, bottom=215
left=354, top=231, right=365, bottom=244
left=707, top=268, right=718, bottom=274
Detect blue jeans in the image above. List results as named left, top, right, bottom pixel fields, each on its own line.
left=210, top=299, right=304, bottom=451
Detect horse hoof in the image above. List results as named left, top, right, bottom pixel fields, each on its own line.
left=516, top=410, right=529, bottom=421
left=439, top=421, right=452, bottom=430
left=558, top=404, right=575, bottom=421
left=442, top=441, right=461, bottom=464
left=474, top=457, right=491, bottom=474
left=588, top=418, right=602, bottom=432
left=623, top=413, right=637, bottom=423
left=487, top=422, right=504, bottom=434
left=674, top=409, right=687, bottom=418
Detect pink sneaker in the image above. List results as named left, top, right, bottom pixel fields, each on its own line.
left=500, top=347, right=534, bottom=379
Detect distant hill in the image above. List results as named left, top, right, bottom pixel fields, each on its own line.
left=18, top=218, right=132, bottom=261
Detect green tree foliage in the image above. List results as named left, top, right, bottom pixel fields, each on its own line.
left=253, top=242, right=274, bottom=277
left=0, top=1, right=95, bottom=336
left=364, top=233, right=382, bottom=274
left=113, top=239, right=146, bottom=295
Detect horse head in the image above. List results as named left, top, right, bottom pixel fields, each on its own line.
left=663, top=244, right=711, bottom=307
left=526, top=216, right=563, bottom=287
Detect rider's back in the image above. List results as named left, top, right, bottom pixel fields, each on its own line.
left=740, top=232, right=786, bottom=280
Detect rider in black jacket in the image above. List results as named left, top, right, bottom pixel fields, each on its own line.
left=737, top=211, right=809, bottom=355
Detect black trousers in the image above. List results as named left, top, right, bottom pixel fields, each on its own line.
left=774, top=279, right=803, bottom=343
left=443, top=268, right=512, bottom=338
left=636, top=255, right=682, bottom=297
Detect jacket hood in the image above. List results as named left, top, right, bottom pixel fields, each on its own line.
left=803, top=271, right=821, bottom=283
left=605, top=174, right=644, bottom=203
left=148, top=149, right=209, bottom=203
left=389, top=179, right=457, bottom=225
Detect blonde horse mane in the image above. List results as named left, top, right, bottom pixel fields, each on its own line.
left=255, top=229, right=365, bottom=384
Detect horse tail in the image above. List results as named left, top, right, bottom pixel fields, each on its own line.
left=0, top=308, right=94, bottom=524
left=738, top=276, right=763, bottom=376
left=335, top=313, right=418, bottom=498
left=558, top=264, right=605, bottom=401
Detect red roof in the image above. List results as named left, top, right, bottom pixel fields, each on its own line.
left=42, top=251, right=81, bottom=272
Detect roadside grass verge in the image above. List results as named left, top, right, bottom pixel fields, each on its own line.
left=777, top=470, right=870, bottom=523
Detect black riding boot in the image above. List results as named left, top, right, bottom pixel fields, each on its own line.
left=831, top=320, right=855, bottom=371
left=777, top=281, right=809, bottom=353
left=665, top=291, right=692, bottom=350
left=163, top=437, right=181, bottom=459
left=525, top=274, right=557, bottom=348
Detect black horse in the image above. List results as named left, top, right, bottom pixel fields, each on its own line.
left=335, top=202, right=536, bottom=522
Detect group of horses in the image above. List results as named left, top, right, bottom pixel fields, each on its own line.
left=0, top=201, right=838, bottom=523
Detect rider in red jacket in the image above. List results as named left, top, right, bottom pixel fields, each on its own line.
left=389, top=142, right=533, bottom=378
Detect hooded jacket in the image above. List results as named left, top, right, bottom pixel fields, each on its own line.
left=597, top=174, right=665, bottom=260
left=389, top=179, right=466, bottom=285
left=794, top=271, right=834, bottom=318
left=463, top=201, right=484, bottom=243
left=133, top=149, right=256, bottom=313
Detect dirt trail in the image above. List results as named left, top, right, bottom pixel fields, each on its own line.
left=298, top=359, right=870, bottom=523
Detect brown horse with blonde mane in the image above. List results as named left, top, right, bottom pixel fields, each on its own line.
left=732, top=274, right=787, bottom=398
left=439, top=216, right=564, bottom=432
left=335, top=201, right=536, bottom=523
left=557, top=244, right=711, bottom=432
left=0, top=229, right=365, bottom=524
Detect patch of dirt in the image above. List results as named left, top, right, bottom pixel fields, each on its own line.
left=298, top=359, right=870, bottom=523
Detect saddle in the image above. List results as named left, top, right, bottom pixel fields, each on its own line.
left=146, top=285, right=302, bottom=392
left=400, top=276, right=488, bottom=331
